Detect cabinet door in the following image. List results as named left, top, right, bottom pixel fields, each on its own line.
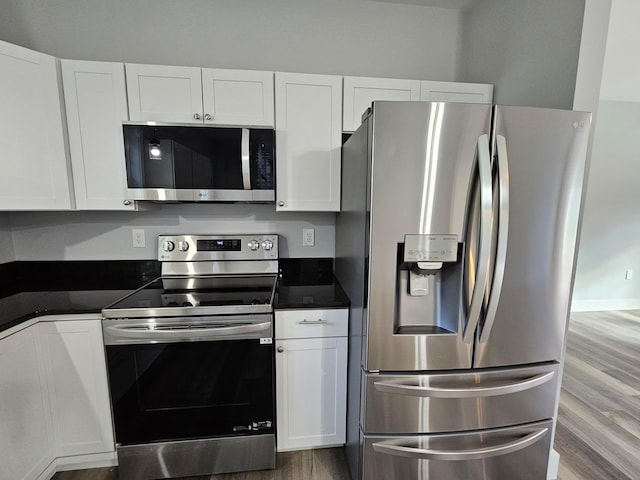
left=125, top=63, right=203, bottom=123
left=275, top=337, right=347, bottom=451
left=0, top=327, right=54, bottom=480
left=275, top=73, right=342, bottom=211
left=62, top=60, right=135, bottom=210
left=202, top=69, right=274, bottom=126
left=343, top=76, right=421, bottom=132
left=0, top=40, right=72, bottom=210
left=40, top=320, right=114, bottom=458
left=420, top=80, right=493, bottom=104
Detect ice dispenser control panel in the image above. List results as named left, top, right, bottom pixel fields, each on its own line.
left=404, top=234, right=458, bottom=263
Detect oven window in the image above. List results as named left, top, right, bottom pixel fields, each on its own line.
left=106, top=339, right=274, bottom=445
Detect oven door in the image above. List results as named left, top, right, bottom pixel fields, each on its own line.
left=103, top=314, right=274, bottom=446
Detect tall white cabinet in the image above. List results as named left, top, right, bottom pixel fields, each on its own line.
left=274, top=73, right=342, bottom=211
left=61, top=60, right=135, bottom=210
left=0, top=40, right=72, bottom=210
left=275, top=309, right=348, bottom=451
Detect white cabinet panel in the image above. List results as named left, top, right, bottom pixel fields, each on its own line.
left=275, top=73, right=342, bottom=211
left=62, top=60, right=135, bottom=210
left=40, top=320, right=114, bottom=458
left=343, top=76, right=421, bottom=132
left=0, top=40, right=72, bottom=210
left=420, top=80, right=493, bottom=104
left=0, top=327, right=54, bottom=480
left=275, top=337, right=348, bottom=451
left=275, top=308, right=348, bottom=451
left=202, top=69, right=274, bottom=126
left=126, top=63, right=203, bottom=123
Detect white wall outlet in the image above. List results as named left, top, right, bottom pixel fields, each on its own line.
left=625, top=269, right=633, bottom=280
left=303, top=228, right=315, bottom=247
left=132, top=229, right=146, bottom=248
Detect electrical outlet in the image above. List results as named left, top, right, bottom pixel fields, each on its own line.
left=303, top=228, right=315, bottom=247
left=132, top=229, right=146, bottom=248
left=625, top=269, right=633, bottom=280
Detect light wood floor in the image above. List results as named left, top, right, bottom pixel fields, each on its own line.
left=555, top=310, right=640, bottom=480
left=55, top=310, right=640, bottom=480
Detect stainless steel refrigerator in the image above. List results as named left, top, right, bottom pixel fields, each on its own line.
left=335, top=101, right=591, bottom=479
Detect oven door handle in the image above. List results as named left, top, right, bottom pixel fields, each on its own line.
left=104, top=321, right=272, bottom=344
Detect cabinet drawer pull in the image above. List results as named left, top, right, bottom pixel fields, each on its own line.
left=297, top=319, right=328, bottom=325
left=277, top=346, right=284, bottom=353
left=193, top=113, right=201, bottom=120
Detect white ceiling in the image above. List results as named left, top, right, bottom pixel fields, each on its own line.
left=366, top=0, right=476, bottom=10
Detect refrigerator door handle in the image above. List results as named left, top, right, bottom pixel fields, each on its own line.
left=373, top=371, right=554, bottom=398
left=464, top=134, right=493, bottom=343
left=371, top=427, right=548, bottom=461
left=480, top=134, right=510, bottom=342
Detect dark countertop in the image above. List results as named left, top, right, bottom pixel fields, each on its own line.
left=0, top=258, right=349, bottom=334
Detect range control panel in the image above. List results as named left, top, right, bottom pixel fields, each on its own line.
left=158, top=234, right=279, bottom=262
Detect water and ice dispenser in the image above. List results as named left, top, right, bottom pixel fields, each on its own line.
left=394, top=234, right=463, bottom=335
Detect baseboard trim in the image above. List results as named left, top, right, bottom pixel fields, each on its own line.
left=547, top=448, right=560, bottom=480
left=571, top=298, right=640, bottom=312
left=37, top=451, right=117, bottom=479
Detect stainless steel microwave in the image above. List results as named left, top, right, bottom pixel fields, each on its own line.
left=123, top=124, right=275, bottom=202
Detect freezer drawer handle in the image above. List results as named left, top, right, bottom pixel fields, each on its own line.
left=372, top=427, right=548, bottom=461
left=373, top=371, right=554, bottom=398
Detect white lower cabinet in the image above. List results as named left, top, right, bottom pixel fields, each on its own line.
left=0, top=326, right=54, bottom=480
left=39, top=319, right=114, bottom=459
left=0, top=318, right=115, bottom=480
left=275, top=309, right=348, bottom=451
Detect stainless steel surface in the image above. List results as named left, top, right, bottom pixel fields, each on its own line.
left=241, top=128, right=251, bottom=190
left=362, top=421, right=552, bottom=480
left=116, top=434, right=275, bottom=479
left=474, top=106, right=591, bottom=368
left=103, top=314, right=273, bottom=345
left=157, top=234, right=279, bottom=262
left=481, top=133, right=510, bottom=342
left=363, top=364, right=558, bottom=434
left=161, top=260, right=278, bottom=275
left=365, top=101, right=492, bottom=371
left=370, top=428, right=548, bottom=460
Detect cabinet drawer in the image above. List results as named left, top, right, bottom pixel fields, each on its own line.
left=275, top=309, right=348, bottom=339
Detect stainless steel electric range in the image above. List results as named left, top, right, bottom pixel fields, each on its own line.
left=102, top=234, right=278, bottom=479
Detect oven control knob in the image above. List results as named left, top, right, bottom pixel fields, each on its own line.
left=162, top=240, right=175, bottom=252
left=261, top=240, right=274, bottom=251
left=178, top=241, right=190, bottom=252
left=248, top=240, right=260, bottom=251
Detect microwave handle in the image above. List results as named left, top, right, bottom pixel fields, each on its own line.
left=241, top=128, right=251, bottom=190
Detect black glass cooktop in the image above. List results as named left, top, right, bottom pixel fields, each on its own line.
left=103, top=274, right=278, bottom=317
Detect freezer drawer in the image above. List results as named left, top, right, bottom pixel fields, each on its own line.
left=363, top=363, right=558, bottom=434
left=363, top=420, right=552, bottom=480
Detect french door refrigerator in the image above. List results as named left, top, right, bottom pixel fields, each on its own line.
left=335, top=101, right=591, bottom=480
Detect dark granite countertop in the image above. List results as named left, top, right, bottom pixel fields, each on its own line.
left=0, top=258, right=349, bottom=334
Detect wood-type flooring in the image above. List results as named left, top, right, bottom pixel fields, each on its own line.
left=54, top=310, right=640, bottom=480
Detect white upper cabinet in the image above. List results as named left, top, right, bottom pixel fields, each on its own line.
left=126, top=63, right=274, bottom=126
left=62, top=60, right=135, bottom=210
left=420, top=80, right=493, bottom=104
left=343, top=76, right=421, bottom=132
left=125, top=63, right=203, bottom=123
left=275, top=72, right=342, bottom=212
left=201, top=69, right=274, bottom=126
left=0, top=40, right=72, bottom=210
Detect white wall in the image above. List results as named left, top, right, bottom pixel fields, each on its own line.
left=0, top=214, right=15, bottom=264
left=0, top=0, right=464, bottom=81
left=572, top=0, right=640, bottom=311
left=462, top=0, right=585, bottom=109
left=9, top=205, right=335, bottom=260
